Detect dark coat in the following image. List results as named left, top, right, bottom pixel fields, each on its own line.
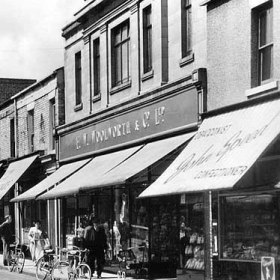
left=0, top=221, right=12, bottom=243
left=84, top=225, right=107, bottom=254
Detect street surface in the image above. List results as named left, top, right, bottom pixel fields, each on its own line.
left=0, top=269, right=33, bottom=279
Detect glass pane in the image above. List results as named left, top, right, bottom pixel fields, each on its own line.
left=266, top=8, right=273, bottom=44
left=186, top=9, right=192, bottom=52
left=114, top=45, right=122, bottom=85
left=122, top=42, right=128, bottom=81
left=122, top=23, right=128, bottom=40
left=221, top=193, right=280, bottom=261
left=260, top=45, right=272, bottom=81
left=259, top=8, right=273, bottom=47
left=114, top=28, right=121, bottom=45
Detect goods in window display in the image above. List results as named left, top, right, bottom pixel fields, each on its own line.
left=183, top=229, right=205, bottom=271
left=220, top=193, right=280, bottom=262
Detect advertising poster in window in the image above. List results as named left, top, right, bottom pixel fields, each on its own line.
left=261, top=256, right=275, bottom=280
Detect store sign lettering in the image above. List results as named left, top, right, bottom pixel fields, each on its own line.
left=59, top=88, right=198, bottom=161
left=75, top=107, right=166, bottom=150
left=164, top=123, right=270, bottom=183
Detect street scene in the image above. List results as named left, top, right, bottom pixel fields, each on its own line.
left=0, top=0, right=279, bottom=280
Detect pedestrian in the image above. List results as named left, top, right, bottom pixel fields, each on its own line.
left=28, top=220, right=50, bottom=263
left=0, top=215, right=13, bottom=266
left=84, top=217, right=107, bottom=278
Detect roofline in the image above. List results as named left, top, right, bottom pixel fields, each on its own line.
left=62, top=0, right=103, bottom=32
left=201, top=91, right=280, bottom=119
left=11, top=67, right=63, bottom=100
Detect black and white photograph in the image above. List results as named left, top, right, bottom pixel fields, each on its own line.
left=0, top=0, right=279, bottom=280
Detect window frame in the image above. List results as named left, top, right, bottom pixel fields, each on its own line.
left=258, top=4, right=273, bottom=85
left=10, top=118, right=15, bottom=157
left=27, top=109, right=35, bottom=153
left=143, top=5, right=153, bottom=74
left=181, top=0, right=192, bottom=59
left=49, top=98, right=56, bottom=151
left=75, top=51, right=82, bottom=107
left=111, top=20, right=131, bottom=88
left=93, top=38, right=101, bottom=98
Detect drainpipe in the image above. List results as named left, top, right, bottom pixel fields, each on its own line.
left=13, top=98, right=21, bottom=242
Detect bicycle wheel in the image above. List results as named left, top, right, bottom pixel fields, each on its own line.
left=8, top=251, right=16, bottom=272
left=36, top=256, right=51, bottom=280
left=16, top=251, right=25, bottom=273
left=51, top=261, right=69, bottom=280
left=75, top=263, right=91, bottom=280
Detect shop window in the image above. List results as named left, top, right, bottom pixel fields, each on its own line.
left=10, top=118, right=15, bottom=157
left=27, top=109, right=35, bottom=153
left=93, top=38, right=100, bottom=97
left=181, top=0, right=192, bottom=58
left=257, top=3, right=273, bottom=85
left=220, top=192, right=280, bottom=262
left=130, top=186, right=149, bottom=263
left=111, top=20, right=130, bottom=88
left=179, top=194, right=205, bottom=272
left=143, top=5, right=152, bottom=74
left=75, top=51, right=82, bottom=106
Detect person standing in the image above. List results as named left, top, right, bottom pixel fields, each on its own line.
left=0, top=215, right=13, bottom=266
left=28, top=220, right=49, bottom=263
left=84, top=218, right=107, bottom=278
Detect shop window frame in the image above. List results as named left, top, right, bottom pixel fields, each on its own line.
left=218, top=190, right=280, bottom=263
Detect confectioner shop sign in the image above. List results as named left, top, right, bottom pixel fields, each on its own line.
left=59, top=89, right=198, bottom=161
left=139, top=99, right=280, bottom=197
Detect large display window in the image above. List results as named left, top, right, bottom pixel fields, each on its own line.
left=220, top=191, right=280, bottom=262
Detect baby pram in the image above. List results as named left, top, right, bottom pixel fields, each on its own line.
left=117, top=244, right=148, bottom=279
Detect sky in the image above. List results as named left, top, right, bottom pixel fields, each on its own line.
left=0, top=0, right=86, bottom=80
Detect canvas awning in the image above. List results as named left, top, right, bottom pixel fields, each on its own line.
left=38, top=132, right=195, bottom=200
left=139, top=98, right=280, bottom=198
left=38, top=146, right=143, bottom=199
left=80, top=132, right=195, bottom=190
left=0, top=155, right=38, bottom=200
left=10, top=158, right=90, bottom=202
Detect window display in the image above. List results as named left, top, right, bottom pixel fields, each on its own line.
left=179, top=194, right=205, bottom=272
left=220, top=192, right=280, bottom=262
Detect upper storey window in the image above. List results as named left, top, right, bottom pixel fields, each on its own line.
left=93, top=38, right=100, bottom=97
left=112, top=21, right=130, bottom=87
left=75, top=51, right=82, bottom=106
left=143, top=5, right=152, bottom=74
left=181, top=0, right=192, bottom=58
left=258, top=4, right=273, bottom=84
left=27, top=109, right=34, bottom=153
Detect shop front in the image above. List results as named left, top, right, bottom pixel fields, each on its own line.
left=140, top=94, right=280, bottom=280
left=26, top=85, right=200, bottom=277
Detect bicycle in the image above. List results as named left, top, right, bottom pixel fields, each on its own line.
left=8, top=236, right=25, bottom=273
left=36, top=247, right=69, bottom=280
left=66, top=246, right=91, bottom=280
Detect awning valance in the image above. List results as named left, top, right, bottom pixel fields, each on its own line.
left=139, top=98, right=280, bottom=198
left=11, top=158, right=90, bottom=202
left=0, top=155, right=38, bottom=200
left=81, top=132, right=195, bottom=189
left=38, top=132, right=195, bottom=200
left=38, top=146, right=143, bottom=199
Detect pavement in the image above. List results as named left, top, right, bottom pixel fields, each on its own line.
left=0, top=253, right=130, bottom=279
